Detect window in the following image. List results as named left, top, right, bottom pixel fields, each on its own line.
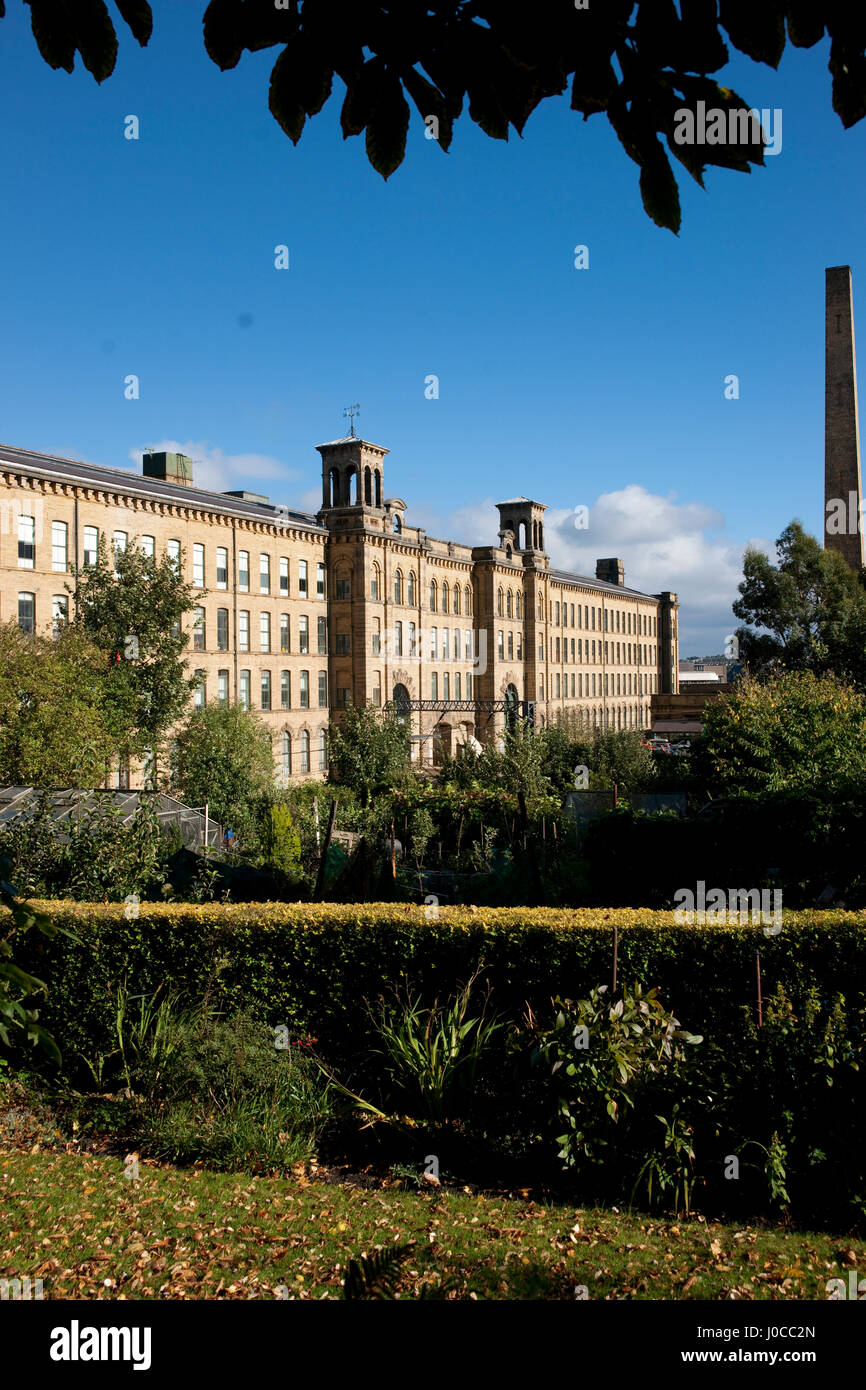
left=453, top=583, right=460, bottom=615
left=409, top=622, right=416, bottom=658
left=240, top=670, right=251, bottom=709
left=299, top=616, right=309, bottom=654
left=498, top=632, right=504, bottom=660
left=217, top=608, right=229, bottom=651
left=442, top=584, right=449, bottom=614
left=17, top=514, right=35, bottom=569
left=52, top=521, right=68, bottom=572
left=17, top=591, right=34, bottom=633
left=280, top=614, right=290, bottom=653
left=336, top=632, right=350, bottom=655
left=431, top=672, right=438, bottom=700
left=556, top=637, right=560, bottom=661
left=555, top=602, right=560, bottom=625
left=318, top=729, right=328, bottom=771
left=261, top=671, right=271, bottom=710
left=168, top=539, right=181, bottom=570
left=570, top=604, right=575, bottom=626
left=281, top=732, right=291, bottom=783
left=298, top=560, right=308, bottom=597
left=497, top=588, right=503, bottom=617
left=516, top=633, right=522, bottom=659
left=113, top=531, right=127, bottom=575
left=429, top=580, right=437, bottom=611
left=217, top=547, right=228, bottom=589
left=260, top=612, right=271, bottom=652
left=83, top=525, right=98, bottom=567
left=52, top=595, right=68, bottom=634
left=193, top=607, right=206, bottom=651
left=300, top=671, right=309, bottom=708
left=194, top=670, right=206, bottom=709
left=337, top=687, right=351, bottom=708
left=539, top=677, right=544, bottom=700
left=394, top=570, right=403, bottom=605
left=372, top=674, right=381, bottom=707
left=193, top=544, right=205, bottom=587
left=318, top=671, right=328, bottom=707
left=371, top=563, right=380, bottom=600
left=394, top=622, right=403, bottom=658
left=443, top=672, right=450, bottom=700
left=465, top=630, right=472, bottom=662
left=140, top=534, right=155, bottom=559
left=555, top=673, right=561, bottom=697
left=508, top=632, right=513, bottom=659
left=300, top=730, right=310, bottom=774
left=317, top=615, right=327, bottom=655
left=260, top=553, right=270, bottom=593
left=372, top=620, right=381, bottom=656
left=218, top=670, right=229, bottom=706
left=430, top=627, right=438, bottom=660
left=442, top=628, right=450, bottom=660
left=454, top=628, right=461, bottom=661
left=238, top=550, right=250, bottom=591
left=464, top=584, right=471, bottom=615
left=281, top=670, right=291, bottom=709
left=407, top=571, right=416, bottom=605
left=336, top=575, right=350, bottom=600
left=455, top=672, right=461, bottom=699
left=238, top=611, right=250, bottom=652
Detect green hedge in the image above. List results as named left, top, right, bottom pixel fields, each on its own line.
left=11, top=900, right=866, bottom=1080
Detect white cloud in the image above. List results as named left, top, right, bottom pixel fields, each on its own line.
left=128, top=439, right=303, bottom=497
left=428, top=484, right=769, bottom=656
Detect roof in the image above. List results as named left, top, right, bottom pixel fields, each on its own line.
left=547, top=566, right=656, bottom=600
left=316, top=436, right=388, bottom=451
left=497, top=496, right=543, bottom=507
left=0, top=442, right=326, bottom=532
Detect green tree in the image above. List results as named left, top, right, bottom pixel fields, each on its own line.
left=474, top=720, right=553, bottom=800
left=261, top=801, right=304, bottom=880
left=0, top=621, right=127, bottom=786
left=8, top=3, right=865, bottom=233
left=72, top=535, right=199, bottom=764
left=169, top=704, right=275, bottom=845
left=327, top=703, right=412, bottom=805
left=701, top=669, right=866, bottom=795
left=733, top=521, right=866, bottom=687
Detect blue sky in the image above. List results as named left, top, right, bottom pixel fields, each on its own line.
left=1, top=3, right=864, bottom=654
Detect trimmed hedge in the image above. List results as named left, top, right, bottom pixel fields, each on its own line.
left=11, top=900, right=866, bottom=1080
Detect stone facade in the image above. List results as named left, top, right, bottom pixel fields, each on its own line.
left=0, top=433, right=679, bottom=783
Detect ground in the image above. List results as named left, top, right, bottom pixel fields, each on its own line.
left=2, top=1145, right=862, bottom=1301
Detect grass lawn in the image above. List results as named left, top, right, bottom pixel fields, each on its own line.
left=2, top=1146, right=862, bottom=1300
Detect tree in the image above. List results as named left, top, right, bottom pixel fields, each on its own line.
left=327, top=703, right=411, bottom=805
left=169, top=704, right=275, bottom=845
left=8, top=2, right=865, bottom=233
left=733, top=521, right=866, bottom=687
left=72, top=536, right=199, bottom=764
left=700, top=669, right=866, bottom=795
left=0, top=621, right=127, bottom=786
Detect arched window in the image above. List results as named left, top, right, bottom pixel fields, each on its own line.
left=364, top=467, right=372, bottom=505
left=516, top=592, right=521, bottom=618
left=464, top=584, right=471, bottom=615
left=318, top=728, right=328, bottom=771
left=453, top=584, right=460, bottom=615
left=348, top=469, right=358, bottom=506
left=497, top=588, right=503, bottom=616
left=393, top=513, right=402, bottom=534
left=371, top=562, right=380, bottom=600
left=441, top=583, right=448, bottom=613
left=375, top=471, right=382, bottom=507
left=506, top=590, right=513, bottom=618
left=281, top=731, right=291, bottom=784
left=407, top=571, right=416, bottom=604
left=300, top=730, right=311, bottom=774
left=329, top=467, right=339, bottom=507
left=429, top=579, right=437, bottom=611
left=394, top=569, right=403, bottom=604
left=392, top=683, right=411, bottom=722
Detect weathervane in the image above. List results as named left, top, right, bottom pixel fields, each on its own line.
left=343, top=403, right=360, bottom=437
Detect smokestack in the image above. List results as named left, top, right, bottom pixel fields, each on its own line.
left=824, top=266, right=864, bottom=569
